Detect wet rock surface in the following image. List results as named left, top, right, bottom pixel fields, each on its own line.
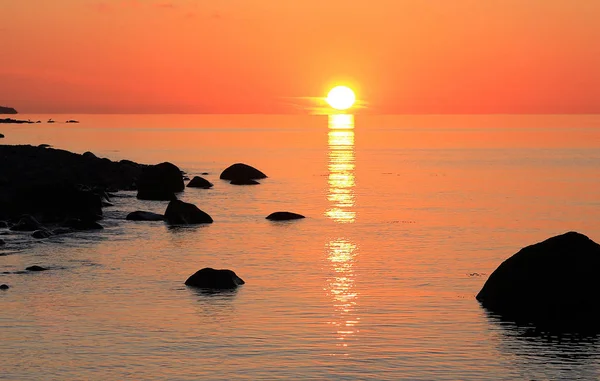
left=185, top=268, right=245, bottom=289
left=477, top=231, right=600, bottom=332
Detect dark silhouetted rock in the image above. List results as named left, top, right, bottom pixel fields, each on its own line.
left=0, top=145, right=144, bottom=221
left=126, top=211, right=164, bottom=221
left=0, top=133, right=4, bottom=138
left=185, top=268, right=245, bottom=289
left=164, top=200, right=213, bottom=224
left=230, top=179, right=260, bottom=185
left=82, top=151, right=97, bottom=159
left=266, top=212, right=306, bottom=221
left=0, top=239, right=5, bottom=245
left=0, top=221, right=8, bottom=228
left=26, top=265, right=47, bottom=272
left=0, top=284, right=9, bottom=290
left=137, top=162, right=184, bottom=200
left=52, top=227, right=73, bottom=235
left=0, top=106, right=17, bottom=114
left=66, top=120, right=80, bottom=123
left=62, top=218, right=103, bottom=231
left=220, top=163, right=267, bottom=181
left=477, top=232, right=600, bottom=331
left=38, top=144, right=51, bottom=148
left=32, top=229, right=53, bottom=239
left=10, top=215, right=42, bottom=232
left=0, top=118, right=33, bottom=124
left=187, top=176, right=213, bottom=189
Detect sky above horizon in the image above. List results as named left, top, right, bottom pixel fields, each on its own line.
left=1, top=0, right=600, bottom=114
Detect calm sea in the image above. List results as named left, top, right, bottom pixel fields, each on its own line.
left=1, top=114, right=600, bottom=380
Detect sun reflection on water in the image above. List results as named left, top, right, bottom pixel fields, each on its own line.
left=325, top=114, right=359, bottom=355
left=326, top=114, right=356, bottom=223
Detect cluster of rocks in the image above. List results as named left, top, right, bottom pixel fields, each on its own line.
left=0, top=145, right=142, bottom=223
left=0, top=146, right=307, bottom=292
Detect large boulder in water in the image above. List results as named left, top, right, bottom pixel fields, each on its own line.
left=476, top=231, right=600, bottom=331
left=186, top=176, right=213, bottom=189
left=220, top=163, right=267, bottom=181
left=266, top=211, right=305, bottom=221
left=137, top=162, right=184, bottom=200
left=185, top=268, right=245, bottom=289
left=126, top=211, right=164, bottom=221
left=164, top=200, right=213, bottom=224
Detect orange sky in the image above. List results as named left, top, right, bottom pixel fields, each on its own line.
left=1, top=0, right=599, bottom=114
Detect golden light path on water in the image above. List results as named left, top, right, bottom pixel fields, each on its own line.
left=326, top=114, right=356, bottom=223
left=325, top=114, right=359, bottom=355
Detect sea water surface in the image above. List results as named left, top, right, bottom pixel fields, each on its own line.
left=1, top=114, right=600, bottom=380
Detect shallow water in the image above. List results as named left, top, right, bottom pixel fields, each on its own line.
left=2, top=114, right=600, bottom=380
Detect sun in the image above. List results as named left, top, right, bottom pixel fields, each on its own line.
left=326, top=86, right=356, bottom=111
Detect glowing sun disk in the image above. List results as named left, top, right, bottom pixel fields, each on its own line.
left=326, top=86, right=356, bottom=111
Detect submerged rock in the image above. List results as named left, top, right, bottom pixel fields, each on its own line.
left=266, top=212, right=305, bottom=221
left=185, top=268, right=245, bottom=289
left=164, top=200, right=213, bottom=224
left=10, top=215, right=42, bottom=232
left=137, top=162, right=184, bottom=200
left=52, top=227, right=73, bottom=235
left=126, top=211, right=164, bottom=221
left=62, top=218, right=103, bottom=231
left=26, top=265, right=47, bottom=272
left=230, top=179, right=260, bottom=185
left=220, top=163, right=267, bottom=181
left=476, top=231, right=600, bottom=331
left=186, top=176, right=213, bottom=189
left=32, top=229, right=53, bottom=239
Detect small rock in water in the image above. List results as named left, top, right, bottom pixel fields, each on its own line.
left=26, top=265, right=47, bottom=272
left=220, top=163, right=267, bottom=181
left=0, top=284, right=9, bottom=290
left=185, top=268, right=245, bottom=289
left=266, top=212, right=305, bottom=221
left=186, top=176, right=213, bottom=189
left=164, top=200, right=213, bottom=224
left=32, top=229, right=53, bottom=239
left=126, top=211, right=164, bottom=221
